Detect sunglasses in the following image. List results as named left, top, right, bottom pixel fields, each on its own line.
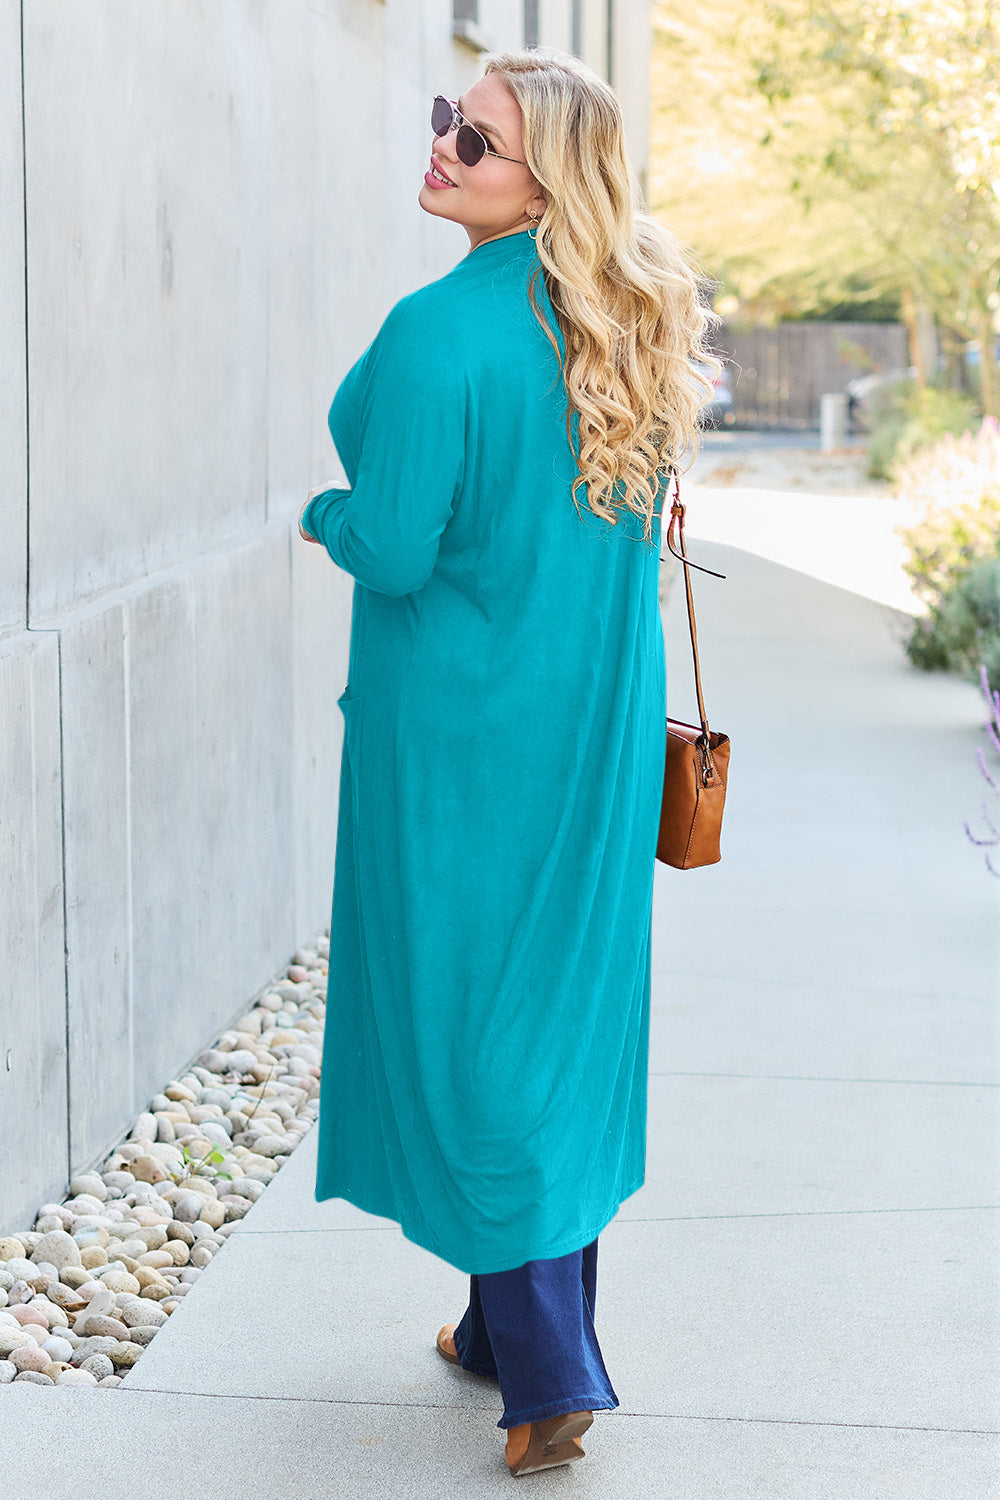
left=431, top=95, right=528, bottom=168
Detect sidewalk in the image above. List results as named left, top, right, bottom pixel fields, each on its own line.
left=2, top=485, right=998, bottom=1496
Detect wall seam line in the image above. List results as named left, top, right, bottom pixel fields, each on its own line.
left=606, top=0, right=614, bottom=88
left=54, top=631, right=72, bottom=1186
left=122, top=611, right=135, bottom=1117
left=264, top=265, right=271, bottom=523
left=21, top=8, right=69, bottom=1185
left=19, top=0, right=30, bottom=626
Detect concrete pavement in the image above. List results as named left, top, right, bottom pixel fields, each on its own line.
left=1, top=506, right=997, bottom=1496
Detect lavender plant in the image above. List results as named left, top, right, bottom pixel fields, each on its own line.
left=965, top=664, right=1000, bottom=877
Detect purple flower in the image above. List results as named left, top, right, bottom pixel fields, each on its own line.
left=966, top=664, right=1000, bottom=877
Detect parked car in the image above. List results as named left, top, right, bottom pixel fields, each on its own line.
left=845, top=368, right=915, bottom=431
left=693, top=359, right=734, bottom=428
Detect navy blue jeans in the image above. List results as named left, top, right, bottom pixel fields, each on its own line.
left=451, top=1237, right=620, bottom=1429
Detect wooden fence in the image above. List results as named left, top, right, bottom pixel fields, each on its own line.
left=714, top=321, right=909, bottom=429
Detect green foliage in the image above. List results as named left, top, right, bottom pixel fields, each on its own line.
left=810, top=292, right=902, bottom=323
left=165, top=1064, right=277, bottom=1187
left=649, top=8, right=901, bottom=323
left=864, top=378, right=918, bottom=478
left=649, top=2, right=1000, bottom=412
left=171, top=1138, right=233, bottom=1184
left=895, top=420, right=1000, bottom=679
left=867, top=385, right=982, bottom=479
left=906, top=560, right=1000, bottom=682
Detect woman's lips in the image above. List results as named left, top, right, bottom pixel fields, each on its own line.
left=425, top=162, right=457, bottom=189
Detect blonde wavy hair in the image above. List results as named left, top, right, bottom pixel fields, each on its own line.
left=483, top=47, right=721, bottom=543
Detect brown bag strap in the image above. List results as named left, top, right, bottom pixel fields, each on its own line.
left=660, top=469, right=726, bottom=777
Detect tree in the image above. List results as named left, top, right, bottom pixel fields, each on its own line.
left=651, top=1, right=1000, bottom=414
left=650, top=7, right=898, bottom=323
left=745, top=0, right=1000, bottom=411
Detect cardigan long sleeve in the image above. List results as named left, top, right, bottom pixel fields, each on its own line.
left=302, top=298, right=466, bottom=597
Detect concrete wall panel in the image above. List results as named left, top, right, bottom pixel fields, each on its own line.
left=306, top=5, right=391, bottom=490
left=123, top=568, right=200, bottom=1096
left=480, top=0, right=523, bottom=51
left=60, top=603, right=132, bottom=1172
left=539, top=0, right=573, bottom=52
left=24, top=2, right=271, bottom=621
left=125, top=529, right=296, bottom=1110
left=0, top=631, right=67, bottom=1225
left=291, top=543, right=353, bottom=942
left=579, top=0, right=611, bottom=79
left=0, top=0, right=26, bottom=637
left=614, top=0, right=652, bottom=202
left=262, top=12, right=316, bottom=519
left=56, top=527, right=345, bottom=1181
left=188, top=526, right=296, bottom=1039
left=2, top=0, right=651, bottom=1229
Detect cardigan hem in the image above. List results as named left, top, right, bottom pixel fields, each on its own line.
left=313, top=1175, right=646, bottom=1277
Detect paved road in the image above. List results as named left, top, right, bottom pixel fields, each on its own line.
left=700, top=426, right=823, bottom=449
left=678, top=434, right=919, bottom=614
left=2, top=533, right=997, bottom=1497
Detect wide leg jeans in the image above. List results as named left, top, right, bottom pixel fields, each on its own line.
left=451, top=1236, right=620, bottom=1429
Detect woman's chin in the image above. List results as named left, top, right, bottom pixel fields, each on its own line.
left=418, top=189, right=458, bottom=221
left=419, top=183, right=452, bottom=208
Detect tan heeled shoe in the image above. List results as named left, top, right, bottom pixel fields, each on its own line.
left=504, top=1410, right=593, bottom=1476
left=436, top=1323, right=461, bottom=1366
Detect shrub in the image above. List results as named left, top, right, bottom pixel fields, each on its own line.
left=906, top=559, right=1000, bottom=682
left=895, top=419, right=1000, bottom=681
left=867, top=384, right=982, bottom=479
left=864, top=378, right=916, bottom=478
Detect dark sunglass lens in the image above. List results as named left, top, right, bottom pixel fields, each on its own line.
left=456, top=125, right=484, bottom=166
left=431, top=96, right=452, bottom=135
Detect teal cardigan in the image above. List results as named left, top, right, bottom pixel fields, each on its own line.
left=305, top=228, right=666, bottom=1275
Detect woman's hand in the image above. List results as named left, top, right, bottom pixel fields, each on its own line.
left=299, top=487, right=330, bottom=543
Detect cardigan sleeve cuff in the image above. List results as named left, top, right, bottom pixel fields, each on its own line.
left=302, top=487, right=350, bottom=549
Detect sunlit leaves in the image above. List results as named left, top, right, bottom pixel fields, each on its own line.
left=650, top=0, right=999, bottom=386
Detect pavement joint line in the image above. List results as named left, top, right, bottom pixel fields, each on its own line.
left=218, top=1221, right=410, bottom=1235
left=610, top=1206, right=1000, bottom=1221
left=233, top=1224, right=397, bottom=1234
left=612, top=1205, right=1000, bottom=1221
left=647, top=1071, right=999, bottom=1087
left=663, top=984, right=994, bottom=1008
left=103, top=1388, right=1000, bottom=1436
left=231, top=1204, right=999, bottom=1234
left=656, top=973, right=991, bottom=1006
left=612, top=1414, right=1000, bottom=1436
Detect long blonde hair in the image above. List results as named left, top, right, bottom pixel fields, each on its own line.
left=483, top=47, right=720, bottom=543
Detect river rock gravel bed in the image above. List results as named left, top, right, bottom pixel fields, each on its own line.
left=0, top=933, right=329, bottom=1388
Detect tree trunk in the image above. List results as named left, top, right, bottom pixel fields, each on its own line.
left=975, top=303, right=999, bottom=419
left=901, top=285, right=925, bottom=393
left=939, top=325, right=967, bottom=393
left=901, top=284, right=938, bottom=393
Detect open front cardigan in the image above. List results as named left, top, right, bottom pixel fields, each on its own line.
left=304, top=228, right=666, bottom=1275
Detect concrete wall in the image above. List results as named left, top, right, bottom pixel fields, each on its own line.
left=0, top=0, right=651, bottom=1232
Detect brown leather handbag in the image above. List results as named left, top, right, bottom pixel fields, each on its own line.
left=656, top=474, right=731, bottom=869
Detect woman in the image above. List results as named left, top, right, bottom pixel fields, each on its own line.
left=299, top=47, right=716, bottom=1477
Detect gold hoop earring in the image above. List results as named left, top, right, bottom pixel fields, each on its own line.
left=527, top=209, right=540, bottom=241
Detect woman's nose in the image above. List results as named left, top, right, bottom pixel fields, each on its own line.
left=433, top=139, right=460, bottom=171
